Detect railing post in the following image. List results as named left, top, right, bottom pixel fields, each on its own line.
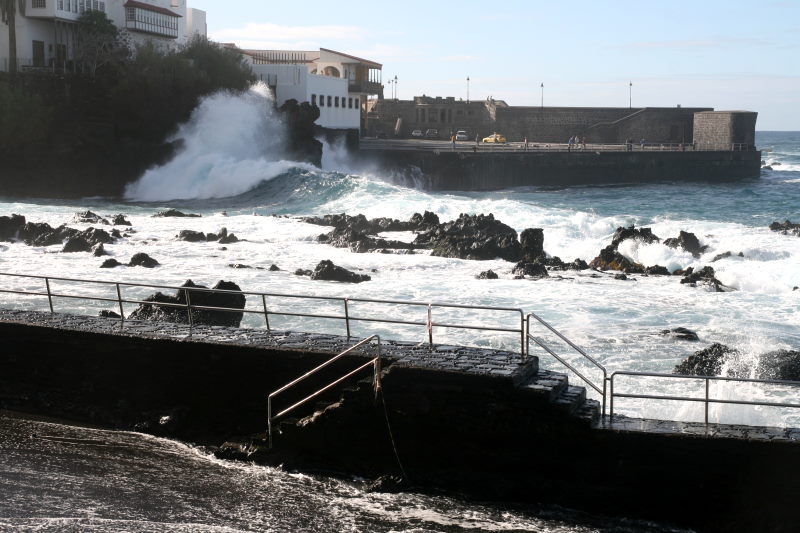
left=344, top=298, right=351, bottom=339
left=609, top=375, right=614, bottom=420
left=261, top=294, right=270, bottom=332
left=427, top=305, right=433, bottom=347
left=116, top=283, right=124, bottom=321
left=45, top=277, right=54, bottom=313
left=705, top=378, right=710, bottom=425
left=519, top=311, right=525, bottom=361
left=186, top=289, right=194, bottom=329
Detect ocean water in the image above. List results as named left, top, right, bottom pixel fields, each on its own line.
left=0, top=85, right=798, bottom=531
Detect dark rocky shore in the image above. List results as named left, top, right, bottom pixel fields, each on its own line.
left=3, top=209, right=798, bottom=381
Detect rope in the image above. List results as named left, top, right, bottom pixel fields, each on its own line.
left=378, top=387, right=409, bottom=483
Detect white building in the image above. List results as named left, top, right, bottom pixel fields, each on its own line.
left=237, top=47, right=383, bottom=132
left=0, top=0, right=206, bottom=72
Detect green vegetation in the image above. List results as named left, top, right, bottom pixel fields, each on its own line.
left=0, top=12, right=255, bottom=197
left=0, top=82, right=50, bottom=150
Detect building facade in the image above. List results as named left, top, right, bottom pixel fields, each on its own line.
left=0, top=0, right=206, bottom=72
left=367, top=96, right=727, bottom=145
left=239, top=47, right=383, bottom=132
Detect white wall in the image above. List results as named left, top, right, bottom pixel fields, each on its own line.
left=250, top=63, right=360, bottom=130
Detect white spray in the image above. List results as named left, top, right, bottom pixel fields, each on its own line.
left=124, top=82, right=316, bottom=202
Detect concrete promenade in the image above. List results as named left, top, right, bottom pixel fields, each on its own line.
left=2, top=307, right=798, bottom=444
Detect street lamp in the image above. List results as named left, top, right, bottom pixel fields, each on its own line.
left=540, top=83, right=543, bottom=108
left=393, top=75, right=398, bottom=100
left=466, top=76, right=470, bottom=103
left=629, top=81, right=632, bottom=109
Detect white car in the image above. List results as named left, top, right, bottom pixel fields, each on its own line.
left=455, top=130, right=469, bottom=141
left=411, top=129, right=424, bottom=138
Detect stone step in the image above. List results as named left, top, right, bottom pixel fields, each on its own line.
left=553, top=385, right=587, bottom=415
left=518, top=370, right=570, bottom=401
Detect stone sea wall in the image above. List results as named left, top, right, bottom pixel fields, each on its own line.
left=1, top=309, right=799, bottom=533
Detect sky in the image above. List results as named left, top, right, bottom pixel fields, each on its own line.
left=191, top=0, right=799, bottom=130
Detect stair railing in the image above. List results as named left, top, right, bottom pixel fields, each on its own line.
left=526, top=312, right=608, bottom=416
left=267, top=335, right=382, bottom=448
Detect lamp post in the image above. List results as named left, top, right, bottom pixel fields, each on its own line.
left=629, top=81, right=632, bottom=109
left=393, top=75, right=398, bottom=100
left=466, top=76, right=470, bottom=103
left=540, top=83, right=544, bottom=108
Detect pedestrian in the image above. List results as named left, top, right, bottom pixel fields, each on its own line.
left=524, top=137, right=528, bottom=150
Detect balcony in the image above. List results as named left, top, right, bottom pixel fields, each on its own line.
left=348, top=80, right=383, bottom=96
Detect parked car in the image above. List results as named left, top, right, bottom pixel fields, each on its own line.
left=411, top=129, right=424, bottom=138
left=425, top=129, right=439, bottom=139
left=455, top=130, right=469, bottom=141
left=482, top=133, right=507, bottom=143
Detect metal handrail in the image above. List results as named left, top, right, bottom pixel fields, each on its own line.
left=0, top=272, right=525, bottom=356
left=526, top=312, right=608, bottom=416
left=610, top=371, right=800, bottom=424
left=267, top=335, right=382, bottom=448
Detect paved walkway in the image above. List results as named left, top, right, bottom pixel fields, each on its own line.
left=3, top=308, right=799, bottom=443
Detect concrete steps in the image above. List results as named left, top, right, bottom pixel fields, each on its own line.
left=518, top=369, right=601, bottom=425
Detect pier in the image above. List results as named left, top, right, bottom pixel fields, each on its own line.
left=354, top=139, right=762, bottom=190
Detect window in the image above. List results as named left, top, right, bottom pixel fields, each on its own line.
left=32, top=0, right=45, bottom=7
left=319, top=95, right=324, bottom=107
left=327, top=95, right=332, bottom=107
left=335, top=96, right=339, bottom=107
left=311, top=94, right=316, bottom=106
left=348, top=98, right=352, bottom=109
left=354, top=97, right=359, bottom=108
left=32, top=40, right=45, bottom=67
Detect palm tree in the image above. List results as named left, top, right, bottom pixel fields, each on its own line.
left=1, top=0, right=25, bottom=74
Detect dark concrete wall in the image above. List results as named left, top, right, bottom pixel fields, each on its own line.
left=362, top=148, right=762, bottom=190
left=2, top=318, right=797, bottom=533
left=368, top=97, right=710, bottom=144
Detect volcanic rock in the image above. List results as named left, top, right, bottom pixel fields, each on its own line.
left=519, top=228, right=544, bottom=261
left=588, top=225, right=657, bottom=272
left=100, top=258, right=122, bottom=268
left=674, top=343, right=737, bottom=376
left=756, top=350, right=800, bottom=381
left=310, top=260, right=371, bottom=283
left=664, top=230, right=707, bottom=257
left=660, top=327, right=700, bottom=341
left=476, top=270, right=499, bottom=279
left=414, top=213, right=521, bottom=261
left=0, top=214, right=25, bottom=241
left=178, top=230, right=207, bottom=242
left=128, top=252, right=160, bottom=268
left=110, top=214, right=132, bottom=226
left=769, top=220, right=800, bottom=237
left=127, top=279, right=246, bottom=327
left=73, top=210, right=109, bottom=225
left=62, top=236, right=92, bottom=253
left=679, top=266, right=733, bottom=292
left=511, top=261, right=548, bottom=278
left=153, top=209, right=201, bottom=218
